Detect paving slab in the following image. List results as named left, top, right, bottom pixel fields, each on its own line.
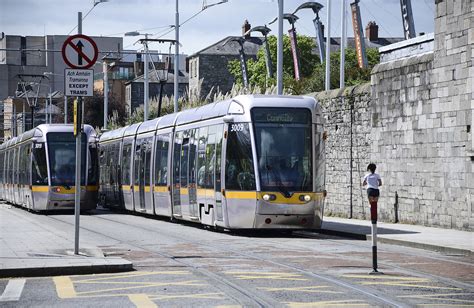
left=321, top=216, right=474, bottom=256
left=0, top=203, right=133, bottom=278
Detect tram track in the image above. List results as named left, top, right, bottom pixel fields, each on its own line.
left=46, top=214, right=280, bottom=307
left=47, top=213, right=410, bottom=307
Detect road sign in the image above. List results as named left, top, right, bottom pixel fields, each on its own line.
left=65, top=69, right=93, bottom=97
left=61, top=34, right=98, bottom=69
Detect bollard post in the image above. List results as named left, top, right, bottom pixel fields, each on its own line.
left=369, top=198, right=383, bottom=274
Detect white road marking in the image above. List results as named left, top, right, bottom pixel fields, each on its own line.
left=0, top=279, right=26, bottom=302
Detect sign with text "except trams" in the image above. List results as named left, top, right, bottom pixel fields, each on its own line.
left=65, top=69, right=93, bottom=97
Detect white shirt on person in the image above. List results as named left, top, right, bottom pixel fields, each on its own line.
left=364, top=173, right=381, bottom=189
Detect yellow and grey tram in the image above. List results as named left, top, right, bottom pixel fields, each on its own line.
left=99, top=95, right=326, bottom=229
left=0, top=124, right=99, bottom=211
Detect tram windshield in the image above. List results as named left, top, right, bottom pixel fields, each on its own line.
left=252, top=108, right=313, bottom=193
left=47, top=132, right=87, bottom=186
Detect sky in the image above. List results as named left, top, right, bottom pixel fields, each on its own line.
left=1, top=0, right=436, bottom=55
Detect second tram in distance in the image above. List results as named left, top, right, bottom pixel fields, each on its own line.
left=0, top=124, right=99, bottom=211
left=99, top=95, right=326, bottom=229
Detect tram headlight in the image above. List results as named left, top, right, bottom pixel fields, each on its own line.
left=262, top=194, right=276, bottom=201
left=299, top=194, right=312, bottom=202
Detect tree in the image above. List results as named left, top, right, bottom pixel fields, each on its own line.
left=228, top=34, right=380, bottom=94
left=228, top=35, right=320, bottom=90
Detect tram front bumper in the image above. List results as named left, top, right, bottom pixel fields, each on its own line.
left=254, top=214, right=321, bottom=229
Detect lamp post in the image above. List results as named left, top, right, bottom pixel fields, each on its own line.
left=125, top=31, right=151, bottom=121
left=293, top=2, right=325, bottom=64
left=277, top=0, right=283, bottom=95
left=245, top=26, right=273, bottom=79
left=156, top=61, right=169, bottom=118
left=101, top=55, right=118, bottom=130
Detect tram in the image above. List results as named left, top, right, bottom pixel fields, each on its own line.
left=0, top=124, right=99, bottom=211
left=99, top=95, right=326, bottom=229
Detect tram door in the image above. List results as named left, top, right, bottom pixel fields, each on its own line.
left=121, top=141, right=134, bottom=211
left=133, top=139, right=146, bottom=212
left=171, top=132, right=182, bottom=217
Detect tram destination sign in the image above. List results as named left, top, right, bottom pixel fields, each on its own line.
left=64, top=69, right=93, bottom=97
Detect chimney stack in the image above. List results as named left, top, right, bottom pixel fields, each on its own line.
left=365, top=21, right=379, bottom=42
left=242, top=20, right=251, bottom=39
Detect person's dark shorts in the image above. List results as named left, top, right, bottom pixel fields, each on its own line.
left=367, top=188, right=380, bottom=197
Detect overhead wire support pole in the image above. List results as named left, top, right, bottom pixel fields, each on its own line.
left=277, top=0, right=284, bottom=95
left=340, top=0, right=347, bottom=89
left=174, top=0, right=179, bottom=113
left=325, top=0, right=331, bottom=91
left=144, top=34, right=149, bottom=121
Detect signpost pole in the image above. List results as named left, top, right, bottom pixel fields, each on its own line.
left=74, top=11, right=82, bottom=255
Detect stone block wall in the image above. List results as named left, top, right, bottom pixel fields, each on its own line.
left=314, top=0, right=473, bottom=230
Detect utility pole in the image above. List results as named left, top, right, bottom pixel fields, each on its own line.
left=277, top=0, right=283, bottom=95
left=144, top=33, right=149, bottom=121
left=174, top=0, right=179, bottom=113
left=340, top=0, right=347, bottom=89
left=325, top=0, right=331, bottom=91
left=103, top=60, right=108, bottom=129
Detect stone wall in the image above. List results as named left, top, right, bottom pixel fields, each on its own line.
left=314, top=0, right=473, bottom=231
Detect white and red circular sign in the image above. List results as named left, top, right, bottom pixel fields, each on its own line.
left=61, top=34, right=98, bottom=69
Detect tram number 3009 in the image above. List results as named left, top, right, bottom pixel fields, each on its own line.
left=230, top=123, right=244, bottom=132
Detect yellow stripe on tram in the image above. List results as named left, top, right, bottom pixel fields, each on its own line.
left=31, top=186, right=49, bottom=192
left=225, top=191, right=257, bottom=199
left=154, top=186, right=167, bottom=193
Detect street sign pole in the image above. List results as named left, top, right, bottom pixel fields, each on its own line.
left=74, top=11, right=82, bottom=255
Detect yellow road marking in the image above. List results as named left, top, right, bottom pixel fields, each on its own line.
left=149, top=292, right=224, bottom=300
left=75, top=280, right=205, bottom=295
left=418, top=305, right=474, bottom=307
left=361, top=282, right=461, bottom=289
left=398, top=293, right=474, bottom=299
left=258, top=286, right=342, bottom=294
left=53, top=276, right=77, bottom=299
left=343, top=275, right=429, bottom=281
left=75, top=271, right=189, bottom=283
left=226, top=272, right=307, bottom=281
left=284, top=300, right=368, bottom=307
left=128, top=294, right=157, bottom=308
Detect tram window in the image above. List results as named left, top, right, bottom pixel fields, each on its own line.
left=154, top=134, right=169, bottom=186
left=314, top=124, right=325, bottom=191
left=180, top=135, right=189, bottom=188
left=225, top=123, right=256, bottom=191
left=215, top=125, right=223, bottom=192
left=134, top=140, right=142, bottom=186
left=88, top=145, right=98, bottom=185
left=122, top=143, right=132, bottom=186
left=205, top=129, right=216, bottom=189
left=0, top=152, right=3, bottom=183
left=252, top=108, right=313, bottom=192
left=196, top=127, right=208, bottom=188
left=32, top=143, right=48, bottom=185
left=144, top=138, right=152, bottom=186
left=188, top=130, right=197, bottom=186
left=47, top=133, right=86, bottom=186
left=173, top=132, right=182, bottom=187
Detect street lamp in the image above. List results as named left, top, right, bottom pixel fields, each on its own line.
left=293, top=2, right=325, bottom=63
left=245, top=26, right=273, bottom=79
left=270, top=13, right=301, bottom=80
left=125, top=31, right=151, bottom=121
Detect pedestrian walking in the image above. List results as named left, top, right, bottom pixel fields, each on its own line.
left=363, top=163, right=382, bottom=205
left=363, top=163, right=382, bottom=273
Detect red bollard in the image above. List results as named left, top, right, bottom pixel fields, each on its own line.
left=369, top=199, right=382, bottom=275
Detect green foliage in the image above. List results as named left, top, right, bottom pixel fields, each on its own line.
left=228, top=34, right=380, bottom=94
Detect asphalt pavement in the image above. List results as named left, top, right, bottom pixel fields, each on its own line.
left=0, top=202, right=472, bottom=278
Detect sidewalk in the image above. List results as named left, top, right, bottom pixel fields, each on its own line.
left=0, top=203, right=132, bottom=278
left=321, top=216, right=473, bottom=256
